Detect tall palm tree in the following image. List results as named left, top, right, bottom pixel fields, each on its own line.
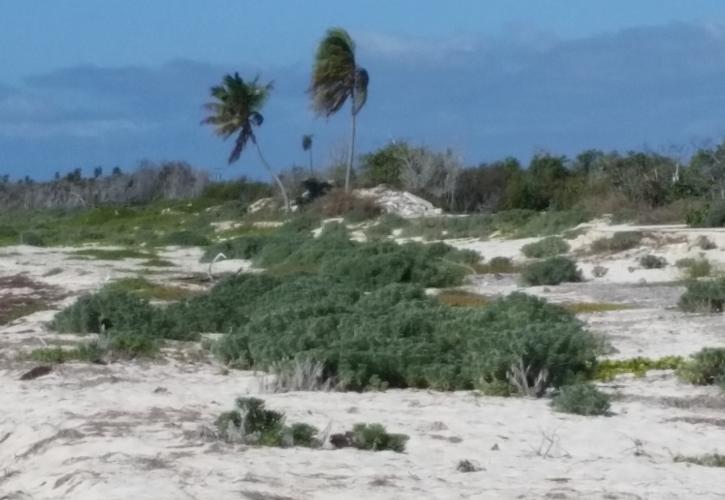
left=202, top=73, right=290, bottom=211
left=310, top=27, right=369, bottom=192
left=302, top=134, right=314, bottom=174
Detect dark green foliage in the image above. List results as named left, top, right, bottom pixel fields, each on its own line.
left=29, top=343, right=104, bottom=364
left=696, top=235, right=717, bottom=250
left=639, top=254, right=667, bottom=269
left=590, top=232, right=643, bottom=253
left=688, top=201, right=725, bottom=227
left=521, top=256, right=582, bottom=286
left=215, top=397, right=319, bottom=447
left=677, top=348, right=725, bottom=386
left=550, top=383, right=611, bottom=416
left=674, top=454, right=725, bottom=468
left=350, top=423, right=408, bottom=452
left=678, top=279, right=725, bottom=312
left=365, top=213, right=409, bottom=239
left=161, top=230, right=211, bottom=247
left=20, top=231, right=45, bottom=246
left=521, top=236, right=569, bottom=258
left=204, top=223, right=473, bottom=289
left=477, top=256, right=517, bottom=274
left=676, top=257, right=711, bottom=279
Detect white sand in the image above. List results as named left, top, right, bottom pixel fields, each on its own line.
left=2, top=223, right=725, bottom=499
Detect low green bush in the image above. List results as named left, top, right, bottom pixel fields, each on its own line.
left=688, top=202, right=725, bottom=228
left=677, top=348, right=725, bottom=386
left=674, top=454, right=725, bottom=468
left=476, top=256, right=517, bottom=274
left=678, top=279, right=725, bottom=312
left=590, top=232, right=643, bottom=253
left=595, top=356, right=684, bottom=380
left=521, top=256, right=582, bottom=286
left=20, top=231, right=46, bottom=247
left=343, top=423, right=409, bottom=452
left=161, top=230, right=211, bottom=247
left=696, top=235, right=717, bottom=250
left=639, top=254, right=667, bottom=269
left=550, top=383, right=611, bottom=416
left=521, top=237, right=570, bottom=259
left=676, top=258, right=711, bottom=279
left=215, top=397, right=305, bottom=447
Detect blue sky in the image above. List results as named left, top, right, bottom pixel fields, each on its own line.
left=2, top=1, right=725, bottom=180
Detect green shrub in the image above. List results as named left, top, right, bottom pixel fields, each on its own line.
left=29, top=343, right=104, bottom=364
left=20, top=231, right=45, bottom=247
left=521, top=237, right=569, bottom=258
left=676, top=258, right=711, bottom=279
left=350, top=423, right=408, bottom=452
left=590, top=232, right=643, bottom=253
left=476, top=256, right=517, bottom=274
left=639, top=255, right=667, bottom=269
left=215, top=397, right=288, bottom=446
left=365, top=213, right=409, bottom=239
left=674, top=454, right=725, bottom=468
left=551, top=383, right=611, bottom=416
left=161, top=230, right=211, bottom=247
left=677, top=348, right=725, bottom=386
left=696, top=235, right=717, bottom=250
left=678, top=279, right=725, bottom=312
left=688, top=202, right=725, bottom=228
left=521, top=256, right=582, bottom=286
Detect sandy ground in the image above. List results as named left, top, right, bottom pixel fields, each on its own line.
left=2, top=223, right=725, bottom=499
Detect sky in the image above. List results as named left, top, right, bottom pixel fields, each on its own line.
left=3, top=1, right=725, bottom=180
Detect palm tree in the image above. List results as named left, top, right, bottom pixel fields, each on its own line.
left=302, top=134, right=314, bottom=174
left=202, top=73, right=290, bottom=211
left=310, top=27, right=369, bottom=192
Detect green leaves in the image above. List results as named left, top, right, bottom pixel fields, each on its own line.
left=202, top=73, right=273, bottom=164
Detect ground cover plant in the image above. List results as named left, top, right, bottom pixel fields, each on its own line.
left=520, top=256, right=582, bottom=286
left=521, top=236, right=569, bottom=259
left=639, top=254, right=667, bottom=269
left=550, top=383, right=611, bottom=416
left=676, top=348, right=725, bottom=386
left=678, top=278, right=725, bottom=312
left=215, top=397, right=407, bottom=451
left=676, top=257, right=711, bottom=279
left=595, top=356, right=683, bottom=380
left=590, top=231, right=643, bottom=253
left=204, top=221, right=478, bottom=289
left=674, top=454, right=725, bottom=468
left=474, top=256, right=518, bottom=274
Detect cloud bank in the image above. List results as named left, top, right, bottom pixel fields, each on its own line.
left=2, top=22, right=725, bottom=179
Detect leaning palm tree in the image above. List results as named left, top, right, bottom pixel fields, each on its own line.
left=309, top=27, right=369, bottom=192
left=202, top=73, right=290, bottom=211
left=302, top=134, right=314, bottom=174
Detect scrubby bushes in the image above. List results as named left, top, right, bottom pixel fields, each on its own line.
left=521, top=236, right=569, bottom=259
left=676, top=257, right=711, bottom=279
left=215, top=397, right=407, bottom=452
left=639, top=254, right=667, bottom=269
left=696, top=235, right=717, bottom=250
left=678, top=279, right=725, bottom=312
left=476, top=256, right=516, bottom=274
left=677, top=348, right=725, bottom=386
left=54, top=275, right=598, bottom=392
left=161, top=230, right=211, bottom=247
left=521, top=256, right=582, bottom=286
left=590, top=231, right=643, bottom=253
left=204, top=222, right=475, bottom=289
left=674, top=454, right=725, bottom=468
left=550, top=383, right=611, bottom=416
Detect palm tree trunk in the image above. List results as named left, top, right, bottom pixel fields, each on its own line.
left=254, top=140, right=290, bottom=213
left=346, top=109, right=357, bottom=193
left=309, top=149, right=314, bottom=176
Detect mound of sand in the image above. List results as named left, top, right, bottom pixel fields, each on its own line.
left=354, top=186, right=443, bottom=218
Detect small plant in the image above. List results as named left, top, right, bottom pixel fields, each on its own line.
left=676, top=257, right=711, bottom=279
left=674, top=454, right=725, bottom=468
left=521, top=237, right=569, bottom=259
left=330, top=423, right=409, bottom=453
left=475, top=256, right=517, bottom=274
left=590, top=231, right=643, bottom=253
left=696, top=235, right=717, bottom=250
left=591, top=265, right=608, bottom=278
left=678, top=278, right=725, bottom=312
left=521, top=256, right=582, bottom=286
left=215, top=397, right=294, bottom=446
left=595, top=356, right=684, bottom=380
left=161, top=230, right=211, bottom=247
left=677, top=348, right=725, bottom=386
left=639, top=254, right=667, bottom=269
left=456, top=459, right=482, bottom=472
left=20, top=231, right=46, bottom=247
left=550, top=383, right=611, bottom=416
